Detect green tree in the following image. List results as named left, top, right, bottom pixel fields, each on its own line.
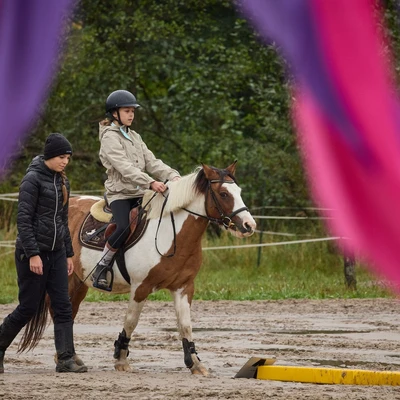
left=2, top=0, right=317, bottom=211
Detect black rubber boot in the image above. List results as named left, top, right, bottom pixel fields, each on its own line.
left=54, top=322, right=87, bottom=373
left=0, top=315, right=24, bottom=373
left=56, top=357, right=88, bottom=373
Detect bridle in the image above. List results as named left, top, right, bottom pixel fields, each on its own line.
left=155, top=177, right=249, bottom=258
left=183, top=179, right=249, bottom=230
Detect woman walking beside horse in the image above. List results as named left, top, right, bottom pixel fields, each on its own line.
left=0, top=133, right=87, bottom=374
left=92, top=89, right=181, bottom=291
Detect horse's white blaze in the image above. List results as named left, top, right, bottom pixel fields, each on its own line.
left=225, top=183, right=257, bottom=236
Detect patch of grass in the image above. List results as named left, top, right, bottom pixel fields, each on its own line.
left=0, top=224, right=393, bottom=304
left=1, top=250, right=19, bottom=303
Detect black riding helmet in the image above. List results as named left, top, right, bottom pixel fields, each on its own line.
left=105, top=90, right=141, bottom=125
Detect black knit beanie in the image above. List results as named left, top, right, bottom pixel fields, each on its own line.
left=43, top=133, right=73, bottom=160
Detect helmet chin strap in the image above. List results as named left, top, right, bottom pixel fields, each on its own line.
left=110, top=109, right=128, bottom=132
left=115, top=109, right=123, bottom=127
left=107, top=109, right=123, bottom=126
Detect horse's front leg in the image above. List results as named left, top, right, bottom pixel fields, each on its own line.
left=113, top=295, right=145, bottom=372
left=173, top=288, right=208, bottom=376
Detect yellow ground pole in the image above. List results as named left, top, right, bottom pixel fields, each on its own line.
left=256, top=365, right=400, bottom=386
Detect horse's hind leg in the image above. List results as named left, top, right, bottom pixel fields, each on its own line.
left=173, top=289, right=208, bottom=376
left=69, top=273, right=89, bottom=320
left=68, top=273, right=89, bottom=366
left=114, top=296, right=145, bottom=372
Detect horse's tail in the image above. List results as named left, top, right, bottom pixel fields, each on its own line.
left=17, top=292, right=49, bottom=353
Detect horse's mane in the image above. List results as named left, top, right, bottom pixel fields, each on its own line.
left=143, top=167, right=203, bottom=220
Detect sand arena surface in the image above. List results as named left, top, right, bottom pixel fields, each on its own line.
left=0, top=298, right=400, bottom=399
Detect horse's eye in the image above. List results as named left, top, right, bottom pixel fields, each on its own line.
left=220, top=192, right=228, bottom=199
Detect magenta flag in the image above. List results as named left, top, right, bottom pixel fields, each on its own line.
left=240, top=0, right=400, bottom=290
left=0, top=0, right=75, bottom=178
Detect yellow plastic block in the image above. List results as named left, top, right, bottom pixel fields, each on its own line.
left=256, top=365, right=400, bottom=386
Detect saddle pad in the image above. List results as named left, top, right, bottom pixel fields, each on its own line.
left=79, top=209, right=149, bottom=251
left=79, top=213, right=108, bottom=250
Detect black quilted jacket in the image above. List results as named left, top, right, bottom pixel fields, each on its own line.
left=15, top=156, right=74, bottom=259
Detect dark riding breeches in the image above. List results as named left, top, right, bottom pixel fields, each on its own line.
left=108, top=197, right=141, bottom=249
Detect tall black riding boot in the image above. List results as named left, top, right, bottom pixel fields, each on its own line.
left=0, top=315, right=24, bottom=373
left=54, top=322, right=87, bottom=373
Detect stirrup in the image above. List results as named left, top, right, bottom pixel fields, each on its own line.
left=92, top=265, right=114, bottom=292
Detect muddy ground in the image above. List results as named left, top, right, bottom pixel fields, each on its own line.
left=0, top=298, right=400, bottom=399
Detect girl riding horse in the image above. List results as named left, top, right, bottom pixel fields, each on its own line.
left=92, top=89, right=181, bottom=291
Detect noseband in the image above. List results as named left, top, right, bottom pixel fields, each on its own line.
left=184, top=179, right=249, bottom=230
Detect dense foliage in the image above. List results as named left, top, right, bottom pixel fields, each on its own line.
left=2, top=0, right=400, bottom=217
left=1, top=0, right=309, bottom=211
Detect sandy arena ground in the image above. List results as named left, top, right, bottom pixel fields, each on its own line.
left=0, top=298, right=400, bottom=399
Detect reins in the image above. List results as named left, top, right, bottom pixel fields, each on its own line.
left=154, top=191, right=177, bottom=258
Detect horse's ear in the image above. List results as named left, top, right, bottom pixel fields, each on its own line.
left=202, top=164, right=215, bottom=180
left=226, top=160, right=237, bottom=177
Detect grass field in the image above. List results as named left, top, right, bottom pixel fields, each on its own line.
left=0, top=221, right=393, bottom=304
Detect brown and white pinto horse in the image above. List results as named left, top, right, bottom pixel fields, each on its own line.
left=68, top=162, right=256, bottom=374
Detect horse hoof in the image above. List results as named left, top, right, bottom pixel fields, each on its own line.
left=114, top=362, right=131, bottom=372
left=191, top=366, right=209, bottom=376
left=73, top=354, right=86, bottom=367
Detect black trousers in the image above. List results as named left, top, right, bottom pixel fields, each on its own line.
left=7, top=247, right=72, bottom=331
left=108, top=197, right=141, bottom=249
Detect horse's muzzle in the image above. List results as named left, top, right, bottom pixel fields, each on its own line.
left=244, top=221, right=255, bottom=235
left=229, top=220, right=256, bottom=236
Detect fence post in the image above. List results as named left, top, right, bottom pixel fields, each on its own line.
left=256, top=186, right=266, bottom=268
left=343, top=252, right=357, bottom=289
left=256, top=216, right=264, bottom=267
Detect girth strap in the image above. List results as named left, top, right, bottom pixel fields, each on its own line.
left=114, top=249, right=131, bottom=285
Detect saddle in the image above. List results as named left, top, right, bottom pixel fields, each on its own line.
left=79, top=199, right=149, bottom=284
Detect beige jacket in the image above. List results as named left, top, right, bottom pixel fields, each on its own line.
left=99, top=123, right=180, bottom=204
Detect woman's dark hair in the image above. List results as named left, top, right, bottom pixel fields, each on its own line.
left=60, top=171, right=68, bottom=207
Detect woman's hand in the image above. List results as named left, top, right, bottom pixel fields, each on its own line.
left=150, top=181, right=167, bottom=193
left=29, top=255, right=43, bottom=275
left=67, top=257, right=74, bottom=276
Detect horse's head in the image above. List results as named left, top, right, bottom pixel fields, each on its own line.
left=196, top=161, right=256, bottom=238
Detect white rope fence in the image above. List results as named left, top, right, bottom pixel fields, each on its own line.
left=0, top=241, right=16, bottom=248
left=202, top=236, right=340, bottom=251
left=0, top=193, right=343, bottom=252
left=0, top=235, right=343, bottom=252
left=252, top=215, right=335, bottom=220
left=0, top=190, right=104, bottom=198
